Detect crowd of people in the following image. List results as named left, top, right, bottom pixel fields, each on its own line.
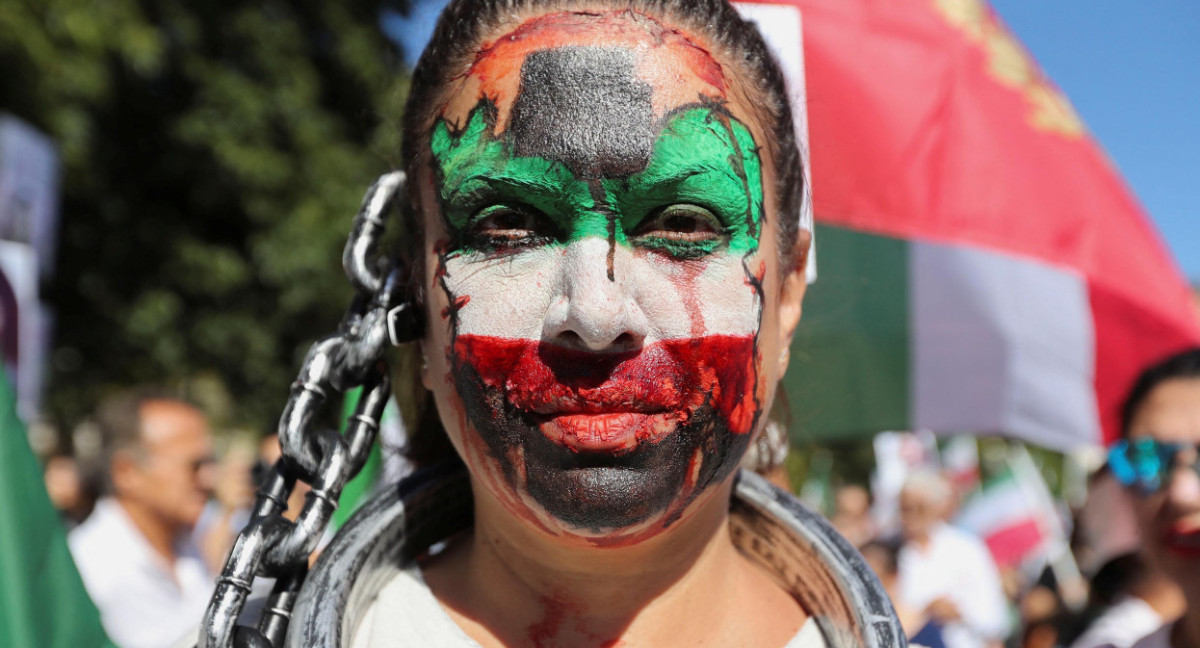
left=826, top=349, right=1200, bottom=648
left=39, top=390, right=295, bottom=648
left=35, top=348, right=1199, bottom=648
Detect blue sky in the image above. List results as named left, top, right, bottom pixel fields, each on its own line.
left=386, top=1, right=1199, bottom=282
left=990, top=1, right=1200, bottom=281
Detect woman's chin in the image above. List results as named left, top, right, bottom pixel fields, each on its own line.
left=479, top=442, right=736, bottom=549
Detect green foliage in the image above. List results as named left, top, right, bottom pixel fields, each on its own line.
left=0, top=0, right=408, bottom=431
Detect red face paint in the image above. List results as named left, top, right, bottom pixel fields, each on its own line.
left=454, top=334, right=757, bottom=452
left=449, top=334, right=758, bottom=532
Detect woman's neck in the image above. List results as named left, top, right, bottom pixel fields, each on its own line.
left=423, top=479, right=804, bottom=647
left=1176, top=580, right=1200, bottom=648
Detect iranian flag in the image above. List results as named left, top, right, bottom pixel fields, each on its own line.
left=956, top=466, right=1050, bottom=569
left=955, top=445, right=1066, bottom=571
left=740, top=0, right=1200, bottom=449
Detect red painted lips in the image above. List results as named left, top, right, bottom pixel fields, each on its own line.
left=454, top=334, right=758, bottom=452
left=1164, top=521, right=1200, bottom=557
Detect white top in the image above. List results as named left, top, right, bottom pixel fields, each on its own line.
left=897, top=524, right=1010, bottom=648
left=1129, top=623, right=1173, bottom=648
left=350, top=566, right=828, bottom=648
left=69, top=498, right=213, bottom=648
left=1068, top=595, right=1166, bottom=648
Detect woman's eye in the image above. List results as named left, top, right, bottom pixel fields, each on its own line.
left=634, top=205, right=723, bottom=242
left=470, top=205, right=539, bottom=241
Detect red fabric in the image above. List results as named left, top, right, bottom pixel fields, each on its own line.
left=984, top=517, right=1045, bottom=569
left=742, top=0, right=1200, bottom=443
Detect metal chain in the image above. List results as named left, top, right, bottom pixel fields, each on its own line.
left=199, top=171, right=415, bottom=648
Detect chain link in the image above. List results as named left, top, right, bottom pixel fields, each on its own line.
left=199, top=172, right=411, bottom=648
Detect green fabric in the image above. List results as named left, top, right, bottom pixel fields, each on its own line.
left=0, top=377, right=114, bottom=647
left=432, top=105, right=764, bottom=259
left=330, top=387, right=382, bottom=530
left=784, top=223, right=911, bottom=441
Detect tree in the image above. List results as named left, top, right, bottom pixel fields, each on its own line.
left=0, top=0, right=408, bottom=431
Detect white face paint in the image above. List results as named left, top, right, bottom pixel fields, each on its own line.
left=444, top=237, right=760, bottom=343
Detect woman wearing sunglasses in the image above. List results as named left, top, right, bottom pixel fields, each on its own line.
left=1108, top=348, right=1200, bottom=648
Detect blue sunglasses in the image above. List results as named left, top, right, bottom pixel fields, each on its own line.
left=1109, top=438, right=1200, bottom=496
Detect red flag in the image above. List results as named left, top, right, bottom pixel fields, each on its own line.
left=744, top=0, right=1200, bottom=447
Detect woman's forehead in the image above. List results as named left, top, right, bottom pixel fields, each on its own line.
left=438, top=10, right=759, bottom=149
left=1131, top=377, right=1200, bottom=443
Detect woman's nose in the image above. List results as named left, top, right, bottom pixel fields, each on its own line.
left=543, top=237, right=648, bottom=351
left=1165, top=448, right=1200, bottom=504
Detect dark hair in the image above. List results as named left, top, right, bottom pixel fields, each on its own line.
left=1120, top=347, right=1200, bottom=439
left=858, top=539, right=900, bottom=576
left=398, top=0, right=805, bottom=266
left=92, top=386, right=193, bottom=491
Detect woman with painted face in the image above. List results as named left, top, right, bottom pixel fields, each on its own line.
left=1108, top=348, right=1200, bottom=648
left=196, top=1, right=905, bottom=647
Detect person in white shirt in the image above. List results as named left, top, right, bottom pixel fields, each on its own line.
left=69, top=390, right=218, bottom=648
left=1109, top=349, right=1200, bottom=648
left=897, top=471, right=1010, bottom=648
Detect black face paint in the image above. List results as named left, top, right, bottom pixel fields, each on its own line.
left=510, top=46, right=656, bottom=179
left=452, top=349, right=752, bottom=531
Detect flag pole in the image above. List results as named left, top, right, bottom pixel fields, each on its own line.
left=1007, top=444, right=1086, bottom=610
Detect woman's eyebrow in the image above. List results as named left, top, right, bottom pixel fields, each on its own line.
left=633, top=167, right=710, bottom=186
left=448, top=171, right=583, bottom=198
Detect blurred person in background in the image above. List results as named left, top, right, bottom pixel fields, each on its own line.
left=896, top=470, right=1009, bottom=648
left=830, top=483, right=875, bottom=548
left=1108, top=348, right=1200, bottom=648
left=68, top=389, right=218, bottom=648
left=1018, top=578, right=1062, bottom=648
left=195, top=436, right=257, bottom=572
left=255, top=433, right=308, bottom=519
left=42, top=451, right=96, bottom=529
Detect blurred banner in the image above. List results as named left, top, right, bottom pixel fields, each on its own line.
left=0, top=115, right=58, bottom=422
left=0, top=114, right=61, bottom=278
left=0, top=241, right=49, bottom=421
left=870, top=430, right=940, bottom=531
left=764, top=0, right=1200, bottom=449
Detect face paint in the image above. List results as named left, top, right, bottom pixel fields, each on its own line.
left=427, top=11, right=769, bottom=536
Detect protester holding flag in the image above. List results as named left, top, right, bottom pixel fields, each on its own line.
left=1108, top=349, right=1200, bottom=648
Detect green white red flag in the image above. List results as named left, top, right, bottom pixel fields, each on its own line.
left=742, top=0, right=1200, bottom=448
left=956, top=464, right=1051, bottom=569
left=955, top=444, right=1073, bottom=576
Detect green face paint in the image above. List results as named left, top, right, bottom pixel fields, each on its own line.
left=430, top=102, right=765, bottom=260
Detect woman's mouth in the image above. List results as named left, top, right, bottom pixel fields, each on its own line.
left=537, top=411, right=681, bottom=452
left=454, top=333, right=760, bottom=452
left=1164, top=520, right=1200, bottom=557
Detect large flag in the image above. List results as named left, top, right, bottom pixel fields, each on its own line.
left=0, top=375, right=112, bottom=646
left=745, top=0, right=1200, bottom=449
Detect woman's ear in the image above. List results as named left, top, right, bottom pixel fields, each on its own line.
left=775, top=229, right=811, bottom=375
